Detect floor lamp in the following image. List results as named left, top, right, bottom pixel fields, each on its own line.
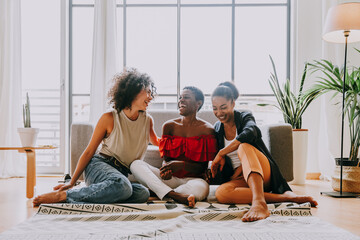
left=320, top=3, right=360, bottom=198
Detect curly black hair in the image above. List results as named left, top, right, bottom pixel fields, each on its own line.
left=212, top=81, right=239, bottom=101
left=183, top=86, right=205, bottom=112
left=108, top=69, right=156, bottom=113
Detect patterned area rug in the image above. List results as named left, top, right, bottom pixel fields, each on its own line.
left=1, top=201, right=359, bottom=240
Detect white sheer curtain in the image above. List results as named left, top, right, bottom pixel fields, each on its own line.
left=89, top=0, right=119, bottom=124
left=0, top=0, right=25, bottom=178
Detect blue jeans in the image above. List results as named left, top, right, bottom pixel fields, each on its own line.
left=66, top=154, right=150, bottom=204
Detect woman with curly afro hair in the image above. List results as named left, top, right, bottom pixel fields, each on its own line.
left=34, top=69, right=159, bottom=206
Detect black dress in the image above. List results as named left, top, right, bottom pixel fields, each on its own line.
left=214, top=110, right=291, bottom=194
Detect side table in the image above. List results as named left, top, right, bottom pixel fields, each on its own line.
left=0, top=146, right=57, bottom=198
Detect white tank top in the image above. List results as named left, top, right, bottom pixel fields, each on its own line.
left=224, top=137, right=242, bottom=169
left=99, top=110, right=150, bottom=169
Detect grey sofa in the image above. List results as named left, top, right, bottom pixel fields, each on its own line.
left=70, top=110, right=294, bottom=182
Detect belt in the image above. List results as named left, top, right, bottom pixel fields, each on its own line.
left=99, top=152, right=115, bottom=160
left=98, top=152, right=130, bottom=174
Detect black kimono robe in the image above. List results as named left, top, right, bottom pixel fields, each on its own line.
left=214, top=110, right=291, bottom=194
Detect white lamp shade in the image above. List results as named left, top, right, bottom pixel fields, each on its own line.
left=323, top=2, right=360, bottom=43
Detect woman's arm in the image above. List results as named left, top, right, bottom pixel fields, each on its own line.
left=149, top=116, right=160, bottom=146
left=54, top=113, right=113, bottom=191
left=216, top=111, right=259, bottom=157
left=158, top=121, right=175, bottom=179
left=211, top=139, right=240, bottom=177
left=218, top=139, right=240, bottom=157
left=161, top=121, right=174, bottom=162
left=211, top=111, right=260, bottom=177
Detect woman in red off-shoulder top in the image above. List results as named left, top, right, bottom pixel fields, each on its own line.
left=130, top=86, right=216, bottom=207
left=159, top=134, right=216, bottom=179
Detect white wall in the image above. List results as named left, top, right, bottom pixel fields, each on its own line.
left=292, top=0, right=323, bottom=173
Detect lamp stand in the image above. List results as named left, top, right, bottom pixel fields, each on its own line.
left=321, top=31, right=359, bottom=198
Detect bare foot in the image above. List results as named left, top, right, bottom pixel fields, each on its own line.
left=166, top=191, right=196, bottom=207
left=33, top=191, right=67, bottom=207
left=283, top=191, right=318, bottom=207
left=242, top=200, right=270, bottom=222
left=187, top=194, right=196, bottom=208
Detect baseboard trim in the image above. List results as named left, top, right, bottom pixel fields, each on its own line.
left=306, top=172, right=321, bottom=180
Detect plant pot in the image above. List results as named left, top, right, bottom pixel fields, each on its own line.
left=335, top=158, right=359, bottom=166
left=17, top=128, right=39, bottom=147
left=331, top=165, right=360, bottom=193
left=291, top=129, right=308, bottom=185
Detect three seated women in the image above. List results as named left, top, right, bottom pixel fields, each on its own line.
left=33, top=70, right=317, bottom=223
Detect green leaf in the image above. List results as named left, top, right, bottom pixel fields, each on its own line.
left=308, top=52, right=360, bottom=161
left=267, top=56, right=315, bottom=129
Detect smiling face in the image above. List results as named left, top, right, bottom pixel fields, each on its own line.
left=178, top=89, right=200, bottom=116
left=212, top=96, right=235, bottom=124
left=131, top=86, right=153, bottom=111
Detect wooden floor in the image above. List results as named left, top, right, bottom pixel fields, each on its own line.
left=0, top=177, right=359, bottom=236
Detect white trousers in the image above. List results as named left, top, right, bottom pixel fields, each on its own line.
left=130, top=160, right=209, bottom=201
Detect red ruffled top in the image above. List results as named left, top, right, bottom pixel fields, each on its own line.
left=159, top=135, right=217, bottom=178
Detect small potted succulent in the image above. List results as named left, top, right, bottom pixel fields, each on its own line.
left=17, top=93, right=39, bottom=147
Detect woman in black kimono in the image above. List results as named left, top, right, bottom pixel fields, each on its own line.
left=210, top=82, right=317, bottom=222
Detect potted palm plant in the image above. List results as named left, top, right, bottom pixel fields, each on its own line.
left=308, top=51, right=360, bottom=193
left=17, top=93, right=39, bottom=147
left=263, top=56, right=321, bottom=184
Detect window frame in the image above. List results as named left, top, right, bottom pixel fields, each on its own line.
left=69, top=0, right=290, bottom=118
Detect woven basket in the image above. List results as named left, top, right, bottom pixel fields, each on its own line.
left=332, top=166, right=360, bottom=193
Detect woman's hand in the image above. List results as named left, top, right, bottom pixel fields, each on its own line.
left=160, top=169, right=172, bottom=180
left=203, top=169, right=213, bottom=183
left=211, top=152, right=226, bottom=178
left=160, top=161, right=183, bottom=180
left=53, top=182, right=74, bottom=191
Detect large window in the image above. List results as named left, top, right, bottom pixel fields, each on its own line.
left=180, top=7, right=232, bottom=94
left=19, top=0, right=288, bottom=174
left=71, top=0, right=290, bottom=122
left=234, top=5, right=287, bottom=94
left=72, top=5, right=94, bottom=122
left=21, top=0, right=62, bottom=173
